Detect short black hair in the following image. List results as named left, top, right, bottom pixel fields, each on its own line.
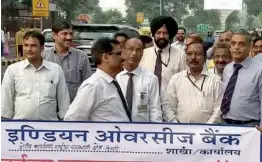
left=23, top=30, right=45, bottom=46
left=52, top=20, right=72, bottom=33
left=138, top=35, right=152, bottom=44
left=114, top=32, right=128, bottom=39
left=91, top=37, right=120, bottom=66
left=178, top=27, right=186, bottom=33
left=253, top=37, right=262, bottom=46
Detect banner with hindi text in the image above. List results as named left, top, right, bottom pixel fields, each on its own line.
left=1, top=121, right=261, bottom=162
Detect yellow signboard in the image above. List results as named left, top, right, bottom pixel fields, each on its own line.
left=136, top=12, right=144, bottom=23
left=32, top=0, right=49, bottom=17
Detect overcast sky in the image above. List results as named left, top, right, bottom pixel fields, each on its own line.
left=99, top=0, right=126, bottom=15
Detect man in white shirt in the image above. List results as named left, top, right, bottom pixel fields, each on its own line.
left=1, top=31, right=70, bottom=120
left=171, top=27, right=186, bottom=50
left=64, top=38, right=131, bottom=122
left=162, top=41, right=222, bottom=123
left=116, top=38, right=162, bottom=122
left=209, top=43, right=231, bottom=79
left=140, top=16, right=187, bottom=100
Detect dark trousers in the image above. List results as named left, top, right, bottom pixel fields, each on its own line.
left=1, top=41, right=4, bottom=57
left=18, top=45, right=23, bottom=57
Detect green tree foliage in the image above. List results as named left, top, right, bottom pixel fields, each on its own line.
left=244, top=0, right=262, bottom=16
left=92, top=9, right=125, bottom=24
left=56, top=0, right=100, bottom=22
left=125, top=0, right=191, bottom=27
left=225, top=11, right=240, bottom=30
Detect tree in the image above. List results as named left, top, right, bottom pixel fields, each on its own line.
left=56, top=0, right=100, bottom=22
left=92, top=9, right=125, bottom=24
left=125, top=0, right=193, bottom=27
left=225, top=11, right=240, bottom=30
left=183, top=10, right=221, bottom=32
left=244, top=0, right=262, bottom=16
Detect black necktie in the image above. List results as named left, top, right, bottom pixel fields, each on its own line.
left=220, top=64, right=242, bottom=115
left=154, top=49, right=162, bottom=87
left=112, top=80, right=132, bottom=121
left=126, top=73, right=134, bottom=113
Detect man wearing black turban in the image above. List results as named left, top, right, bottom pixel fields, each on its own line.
left=140, top=16, right=187, bottom=104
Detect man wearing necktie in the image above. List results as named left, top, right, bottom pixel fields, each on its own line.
left=221, top=30, right=262, bottom=127
left=140, top=16, right=187, bottom=102
left=64, top=37, right=131, bottom=121
left=116, top=38, right=163, bottom=122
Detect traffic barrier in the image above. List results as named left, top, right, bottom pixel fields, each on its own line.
left=1, top=58, right=24, bottom=66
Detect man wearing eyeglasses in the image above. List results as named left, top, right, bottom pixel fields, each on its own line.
left=116, top=38, right=163, bottom=122
left=64, top=37, right=131, bottom=122
left=162, top=41, right=222, bottom=123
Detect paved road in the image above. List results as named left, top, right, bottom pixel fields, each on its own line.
left=1, top=45, right=17, bottom=82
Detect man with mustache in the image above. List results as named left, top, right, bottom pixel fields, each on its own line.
left=221, top=30, right=262, bottom=127
left=162, top=41, right=222, bottom=123
left=209, top=43, right=231, bottom=79
left=42, top=21, right=92, bottom=102
left=65, top=38, right=130, bottom=121
left=116, top=38, right=162, bottom=122
left=2, top=31, right=70, bottom=120
left=140, top=16, right=187, bottom=101
left=206, top=30, right=233, bottom=68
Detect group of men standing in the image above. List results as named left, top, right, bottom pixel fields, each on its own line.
left=1, top=16, right=262, bottom=131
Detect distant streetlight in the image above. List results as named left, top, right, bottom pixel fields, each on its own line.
left=160, top=0, right=163, bottom=15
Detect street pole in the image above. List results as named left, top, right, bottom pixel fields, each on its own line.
left=40, top=17, right=43, bottom=31
left=160, top=0, right=164, bottom=15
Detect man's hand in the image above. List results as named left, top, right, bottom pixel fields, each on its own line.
left=256, top=125, right=262, bottom=132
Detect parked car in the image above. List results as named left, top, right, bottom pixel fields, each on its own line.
left=42, top=28, right=55, bottom=50
left=71, top=23, right=139, bottom=71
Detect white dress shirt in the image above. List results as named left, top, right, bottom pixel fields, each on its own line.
left=254, top=53, right=262, bottom=62
left=208, top=67, right=222, bottom=79
left=140, top=44, right=187, bottom=100
left=171, top=41, right=185, bottom=51
left=116, top=66, right=163, bottom=122
left=162, top=68, right=222, bottom=123
left=1, top=59, right=70, bottom=120
left=64, top=68, right=130, bottom=121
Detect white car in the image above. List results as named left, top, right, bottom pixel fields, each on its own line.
left=42, top=28, right=55, bottom=50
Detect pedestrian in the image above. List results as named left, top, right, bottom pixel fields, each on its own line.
left=1, top=30, right=70, bottom=120
left=114, top=32, right=128, bottom=48
left=162, top=41, right=222, bottom=123
left=206, top=30, right=233, bottom=59
left=252, top=37, right=262, bottom=58
left=221, top=30, right=262, bottom=126
left=15, top=28, right=26, bottom=58
left=171, top=27, right=186, bottom=51
left=116, top=37, right=163, bottom=122
left=184, top=35, right=203, bottom=52
left=138, top=35, right=153, bottom=49
left=209, top=43, right=232, bottom=79
left=64, top=37, right=130, bottom=121
left=140, top=16, right=187, bottom=101
left=1, top=29, right=5, bottom=59
left=42, top=21, right=92, bottom=102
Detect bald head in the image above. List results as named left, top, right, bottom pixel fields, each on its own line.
left=123, top=37, right=144, bottom=71
left=124, top=37, right=143, bottom=48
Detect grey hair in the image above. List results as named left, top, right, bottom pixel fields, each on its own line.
left=233, top=29, right=252, bottom=46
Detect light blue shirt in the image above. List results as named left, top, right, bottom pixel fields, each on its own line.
left=254, top=53, right=262, bottom=62
left=222, top=56, right=262, bottom=125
